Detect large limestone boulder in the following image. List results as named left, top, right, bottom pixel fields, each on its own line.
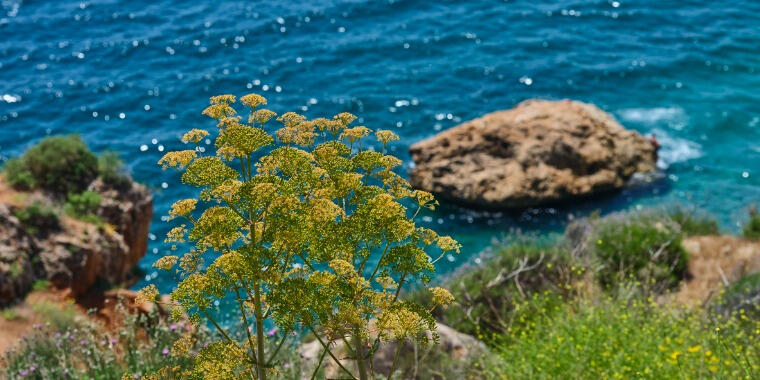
left=410, top=99, right=658, bottom=209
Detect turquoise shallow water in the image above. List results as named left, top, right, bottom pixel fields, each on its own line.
left=0, top=1, right=758, bottom=293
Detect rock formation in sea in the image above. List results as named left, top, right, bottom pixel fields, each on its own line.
left=0, top=179, right=152, bottom=307
left=409, top=99, right=658, bottom=209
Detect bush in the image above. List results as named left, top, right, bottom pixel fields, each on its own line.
left=667, top=206, right=720, bottom=236
left=63, top=190, right=103, bottom=225
left=3, top=157, right=35, bottom=190
left=63, top=191, right=101, bottom=216
left=13, top=203, right=59, bottom=235
left=412, top=239, right=583, bottom=341
left=714, top=272, right=760, bottom=319
left=1, top=308, right=19, bottom=321
left=494, top=296, right=760, bottom=379
left=590, top=212, right=688, bottom=293
left=97, top=151, right=131, bottom=191
left=2, top=302, right=209, bottom=379
left=744, top=208, right=760, bottom=240
left=3, top=135, right=98, bottom=195
left=32, top=279, right=50, bottom=292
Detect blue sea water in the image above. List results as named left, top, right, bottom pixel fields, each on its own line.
left=0, top=0, right=758, bottom=294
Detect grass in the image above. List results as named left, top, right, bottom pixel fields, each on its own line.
left=666, top=205, right=720, bottom=236
left=411, top=238, right=583, bottom=341
left=1, top=308, right=19, bottom=321
left=493, top=295, right=760, bottom=379
left=63, top=190, right=103, bottom=225
left=2, top=301, right=209, bottom=379
left=588, top=211, right=689, bottom=293
left=12, top=202, right=59, bottom=236
left=30, top=301, right=79, bottom=332
left=31, top=279, right=50, bottom=292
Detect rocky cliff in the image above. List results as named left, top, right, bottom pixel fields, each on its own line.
left=0, top=178, right=152, bottom=307
left=410, top=99, right=658, bottom=209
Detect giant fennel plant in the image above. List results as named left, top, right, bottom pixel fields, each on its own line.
left=140, top=93, right=459, bottom=379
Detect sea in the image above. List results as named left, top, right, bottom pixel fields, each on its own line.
left=0, top=0, right=758, bottom=295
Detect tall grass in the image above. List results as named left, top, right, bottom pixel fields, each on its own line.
left=494, top=295, right=760, bottom=379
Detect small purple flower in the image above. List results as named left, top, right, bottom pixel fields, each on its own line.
left=266, top=327, right=277, bottom=336
left=170, top=324, right=177, bottom=331
left=55, top=332, right=61, bottom=338
left=284, top=362, right=291, bottom=369
left=80, top=339, right=87, bottom=345
left=162, top=348, right=170, bottom=355
left=29, top=366, right=36, bottom=372
left=110, top=337, right=119, bottom=345
left=19, top=369, right=28, bottom=376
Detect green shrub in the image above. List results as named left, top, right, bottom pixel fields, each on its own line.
left=494, top=296, right=760, bottom=379
left=667, top=205, right=720, bottom=236
left=3, top=135, right=98, bottom=195
left=412, top=240, right=583, bottom=341
left=97, top=151, right=131, bottom=190
left=31, top=279, right=50, bottom=292
left=30, top=301, right=79, bottom=332
left=744, top=208, right=760, bottom=240
left=63, top=190, right=102, bottom=225
left=3, top=157, right=35, bottom=190
left=1, top=308, right=19, bottom=321
left=590, top=212, right=688, bottom=293
left=13, top=203, right=59, bottom=235
left=714, top=272, right=760, bottom=319
left=2, top=302, right=209, bottom=379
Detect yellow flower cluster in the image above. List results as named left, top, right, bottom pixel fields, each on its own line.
left=250, top=108, right=277, bottom=124
left=165, top=225, right=187, bottom=243
left=169, top=199, right=197, bottom=219
left=376, top=129, right=400, bottom=144
left=136, top=284, right=159, bottom=305
left=334, top=112, right=357, bottom=126
left=436, top=236, right=461, bottom=253
left=181, top=128, right=209, bottom=144
left=430, top=287, right=455, bottom=308
left=240, top=93, right=267, bottom=108
left=158, top=150, right=197, bottom=169
left=329, top=259, right=357, bottom=278
left=341, top=126, right=371, bottom=142
left=209, top=94, right=236, bottom=104
left=377, top=308, right=427, bottom=341
left=153, top=255, right=178, bottom=271
left=170, top=335, right=193, bottom=358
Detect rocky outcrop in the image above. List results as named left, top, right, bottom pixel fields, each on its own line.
left=0, top=205, right=37, bottom=306
left=410, top=99, right=658, bottom=209
left=676, top=235, right=760, bottom=305
left=90, top=179, right=153, bottom=278
left=299, top=322, right=487, bottom=379
left=0, top=180, right=152, bottom=307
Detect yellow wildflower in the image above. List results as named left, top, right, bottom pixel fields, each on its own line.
left=136, top=284, right=159, bottom=305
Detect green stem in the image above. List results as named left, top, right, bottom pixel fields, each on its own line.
left=310, top=340, right=331, bottom=380
left=386, top=340, right=405, bottom=380
left=235, top=286, right=258, bottom=366
left=354, top=329, right=369, bottom=380
left=253, top=284, right=268, bottom=380
left=307, top=325, right=357, bottom=380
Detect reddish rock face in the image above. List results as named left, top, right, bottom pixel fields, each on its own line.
left=410, top=99, right=658, bottom=209
left=0, top=179, right=152, bottom=307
